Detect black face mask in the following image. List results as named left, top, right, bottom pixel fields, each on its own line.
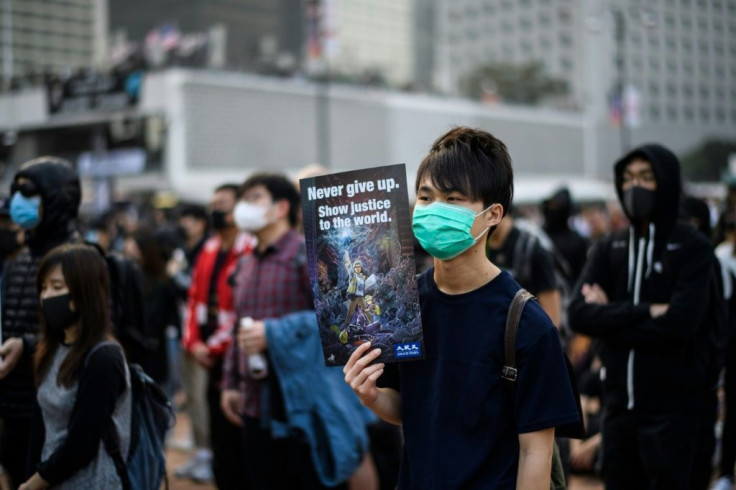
left=623, top=186, right=656, bottom=221
left=210, top=210, right=229, bottom=231
left=42, top=293, right=78, bottom=343
left=0, top=229, right=20, bottom=256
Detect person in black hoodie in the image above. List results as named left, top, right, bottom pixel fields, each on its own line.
left=0, top=157, right=82, bottom=486
left=568, top=144, right=715, bottom=490
left=542, top=187, right=589, bottom=289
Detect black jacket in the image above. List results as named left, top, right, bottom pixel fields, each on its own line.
left=568, top=144, right=714, bottom=413
left=0, top=159, right=81, bottom=419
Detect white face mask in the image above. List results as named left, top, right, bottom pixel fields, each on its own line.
left=234, top=201, right=271, bottom=232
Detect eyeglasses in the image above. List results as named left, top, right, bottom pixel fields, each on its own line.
left=10, top=180, right=39, bottom=198
left=622, top=171, right=656, bottom=186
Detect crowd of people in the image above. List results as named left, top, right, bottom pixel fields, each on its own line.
left=0, top=127, right=734, bottom=489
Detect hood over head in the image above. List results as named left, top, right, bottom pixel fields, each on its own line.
left=614, top=144, right=681, bottom=233
left=542, top=187, right=573, bottom=232
left=679, top=196, right=712, bottom=239
left=12, top=156, right=80, bottom=255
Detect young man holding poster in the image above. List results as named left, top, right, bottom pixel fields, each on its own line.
left=345, top=127, right=581, bottom=489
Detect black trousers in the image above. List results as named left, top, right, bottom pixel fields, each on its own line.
left=242, top=415, right=347, bottom=490
left=206, top=382, right=248, bottom=490
left=602, top=408, right=699, bottom=490
left=721, top=352, right=736, bottom=478
left=691, top=388, right=718, bottom=490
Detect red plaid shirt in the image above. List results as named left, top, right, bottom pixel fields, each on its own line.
left=222, top=229, right=313, bottom=417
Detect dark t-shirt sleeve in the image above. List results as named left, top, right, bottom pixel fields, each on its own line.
left=529, top=243, right=558, bottom=295
left=514, top=319, right=580, bottom=434
left=37, top=344, right=126, bottom=485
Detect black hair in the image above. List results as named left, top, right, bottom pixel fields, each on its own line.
left=240, top=173, right=301, bottom=227
left=415, top=127, right=513, bottom=214
left=35, top=244, right=113, bottom=387
left=215, top=183, right=240, bottom=199
left=179, top=204, right=208, bottom=222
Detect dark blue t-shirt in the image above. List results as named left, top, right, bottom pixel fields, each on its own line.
left=379, top=269, right=580, bottom=489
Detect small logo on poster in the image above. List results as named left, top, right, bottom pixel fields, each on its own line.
left=394, top=342, right=422, bottom=359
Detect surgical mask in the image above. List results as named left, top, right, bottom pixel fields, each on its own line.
left=412, top=202, right=493, bottom=260
left=10, top=192, right=41, bottom=230
left=41, top=293, right=78, bottom=343
left=210, top=210, right=229, bottom=231
left=234, top=201, right=271, bottom=233
left=623, top=186, right=656, bottom=221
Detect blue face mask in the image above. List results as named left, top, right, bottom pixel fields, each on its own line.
left=412, top=202, right=493, bottom=260
left=10, top=192, right=41, bottom=230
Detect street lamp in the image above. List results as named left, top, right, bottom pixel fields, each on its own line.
left=612, top=9, right=629, bottom=153
left=590, top=7, right=657, bottom=154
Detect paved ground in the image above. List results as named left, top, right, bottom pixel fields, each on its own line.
left=165, top=412, right=216, bottom=490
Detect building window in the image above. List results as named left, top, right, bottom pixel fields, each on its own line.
left=649, top=82, right=660, bottom=95
left=684, top=106, right=695, bottom=122
left=668, top=106, right=678, bottom=120
left=700, top=108, right=711, bottom=122
left=650, top=105, right=660, bottom=120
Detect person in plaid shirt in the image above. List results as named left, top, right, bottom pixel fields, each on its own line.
left=220, top=173, right=333, bottom=488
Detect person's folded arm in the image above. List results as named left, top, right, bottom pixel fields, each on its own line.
left=568, top=241, right=650, bottom=336
left=37, top=345, right=126, bottom=485
left=607, top=240, right=713, bottom=348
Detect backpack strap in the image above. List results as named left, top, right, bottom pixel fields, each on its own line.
left=502, top=288, right=535, bottom=396
left=102, top=430, right=132, bottom=490
left=83, top=342, right=133, bottom=490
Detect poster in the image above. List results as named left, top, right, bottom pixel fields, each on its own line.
left=300, top=164, right=424, bottom=366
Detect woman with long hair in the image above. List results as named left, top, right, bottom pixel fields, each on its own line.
left=19, top=244, right=131, bottom=490
left=123, top=227, right=180, bottom=389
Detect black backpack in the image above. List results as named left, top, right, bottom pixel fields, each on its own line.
left=510, top=227, right=574, bottom=343
left=85, top=342, right=174, bottom=490
left=104, top=364, right=174, bottom=490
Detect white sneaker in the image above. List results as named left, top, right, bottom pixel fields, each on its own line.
left=174, top=456, right=200, bottom=479
left=189, top=459, right=214, bottom=483
left=712, top=476, right=734, bottom=490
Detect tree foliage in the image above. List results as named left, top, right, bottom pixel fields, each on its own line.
left=460, top=61, right=569, bottom=105
left=680, top=139, right=736, bottom=182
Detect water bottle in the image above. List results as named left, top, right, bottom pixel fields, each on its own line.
left=240, top=317, right=268, bottom=379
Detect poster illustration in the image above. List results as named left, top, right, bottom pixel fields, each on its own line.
left=300, top=164, right=424, bottom=366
